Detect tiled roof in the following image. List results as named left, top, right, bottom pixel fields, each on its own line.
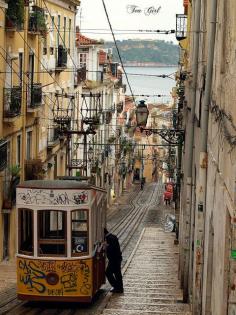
left=76, top=32, right=102, bottom=47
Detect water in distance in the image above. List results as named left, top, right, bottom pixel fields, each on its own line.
left=123, top=66, right=177, bottom=104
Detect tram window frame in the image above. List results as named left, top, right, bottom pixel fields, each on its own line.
left=38, top=210, right=67, bottom=257
left=18, top=208, right=34, bottom=256
left=71, top=209, right=89, bottom=256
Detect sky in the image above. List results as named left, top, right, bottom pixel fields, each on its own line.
left=77, top=0, right=184, bottom=43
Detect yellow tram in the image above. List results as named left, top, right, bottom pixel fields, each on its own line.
left=16, top=180, right=107, bottom=302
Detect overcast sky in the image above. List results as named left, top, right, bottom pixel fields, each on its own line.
left=77, top=0, right=184, bottom=43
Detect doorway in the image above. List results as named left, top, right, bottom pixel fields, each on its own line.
left=3, top=213, right=9, bottom=259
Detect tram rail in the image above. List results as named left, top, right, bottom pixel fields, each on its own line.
left=1, top=183, right=161, bottom=315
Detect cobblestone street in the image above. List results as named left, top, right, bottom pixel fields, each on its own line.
left=102, top=227, right=191, bottom=315
left=0, top=183, right=191, bottom=314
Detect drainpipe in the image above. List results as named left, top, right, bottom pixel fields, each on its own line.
left=21, top=6, right=29, bottom=181
left=193, top=0, right=218, bottom=313
left=182, top=0, right=201, bottom=303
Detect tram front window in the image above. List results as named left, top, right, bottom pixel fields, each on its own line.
left=19, top=209, right=33, bottom=255
left=71, top=210, right=88, bottom=255
left=38, top=210, right=66, bottom=256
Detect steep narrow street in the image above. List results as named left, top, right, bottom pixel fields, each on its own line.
left=102, top=228, right=191, bottom=315
left=0, top=183, right=191, bottom=314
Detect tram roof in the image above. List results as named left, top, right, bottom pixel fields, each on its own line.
left=18, top=180, right=106, bottom=192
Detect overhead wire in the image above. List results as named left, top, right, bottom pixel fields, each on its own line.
left=0, top=69, right=177, bottom=77
left=0, top=47, right=59, bottom=115
left=101, top=0, right=136, bottom=105
left=2, top=8, right=64, bottom=92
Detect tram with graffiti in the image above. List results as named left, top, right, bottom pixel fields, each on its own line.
left=16, top=179, right=107, bottom=302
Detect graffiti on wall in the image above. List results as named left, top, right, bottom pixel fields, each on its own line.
left=17, top=189, right=89, bottom=206
left=17, top=258, right=92, bottom=296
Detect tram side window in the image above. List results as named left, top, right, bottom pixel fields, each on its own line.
left=38, top=210, right=66, bottom=256
left=71, top=210, right=88, bottom=255
left=19, top=209, right=33, bottom=255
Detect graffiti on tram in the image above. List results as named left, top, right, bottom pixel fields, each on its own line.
left=17, top=189, right=89, bottom=206
left=17, top=258, right=92, bottom=296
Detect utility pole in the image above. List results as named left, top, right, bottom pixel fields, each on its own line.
left=21, top=4, right=29, bottom=181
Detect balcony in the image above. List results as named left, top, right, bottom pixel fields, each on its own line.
left=28, top=6, right=47, bottom=35
left=0, top=140, right=7, bottom=171
left=47, top=126, right=61, bottom=149
left=27, top=83, right=42, bottom=111
left=3, top=87, right=22, bottom=120
left=75, top=66, right=86, bottom=86
left=56, top=45, right=67, bottom=71
left=25, top=159, right=44, bottom=180
left=2, top=177, right=20, bottom=210
left=5, top=0, right=24, bottom=31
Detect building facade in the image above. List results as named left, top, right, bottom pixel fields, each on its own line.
left=178, top=0, right=236, bottom=314
left=0, top=0, right=80, bottom=260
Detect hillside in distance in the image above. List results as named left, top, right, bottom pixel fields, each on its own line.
left=104, top=39, right=179, bottom=66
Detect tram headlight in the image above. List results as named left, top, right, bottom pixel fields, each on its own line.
left=46, top=272, right=59, bottom=286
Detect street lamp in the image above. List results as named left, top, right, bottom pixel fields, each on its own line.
left=176, top=14, right=187, bottom=41
left=135, top=100, right=149, bottom=127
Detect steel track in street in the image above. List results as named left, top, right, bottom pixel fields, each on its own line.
left=1, top=183, right=161, bottom=315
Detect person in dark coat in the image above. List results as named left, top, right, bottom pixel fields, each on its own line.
left=104, top=228, right=124, bottom=293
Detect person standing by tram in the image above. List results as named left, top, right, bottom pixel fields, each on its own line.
left=104, top=228, right=124, bottom=293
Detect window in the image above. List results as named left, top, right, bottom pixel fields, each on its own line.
left=79, top=53, right=87, bottom=68
left=63, top=17, right=66, bottom=44
left=57, top=15, right=60, bottom=46
left=19, top=209, right=33, bottom=255
left=38, top=210, right=66, bottom=256
left=19, top=53, right=23, bottom=87
left=16, top=134, right=21, bottom=166
left=68, top=19, right=71, bottom=49
left=50, top=16, right=54, bottom=48
left=71, top=210, right=88, bottom=256
left=26, top=131, right=32, bottom=160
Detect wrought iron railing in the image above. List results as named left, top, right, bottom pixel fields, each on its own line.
left=28, top=6, right=46, bottom=34
left=28, top=83, right=42, bottom=108
left=56, top=45, right=67, bottom=68
left=3, top=87, right=22, bottom=118
left=2, top=177, right=20, bottom=208
left=0, top=140, right=7, bottom=171
left=76, top=66, right=86, bottom=84
left=47, top=126, right=61, bottom=146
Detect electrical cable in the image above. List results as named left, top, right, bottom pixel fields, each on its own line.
left=42, top=0, right=77, bottom=71
left=0, top=47, right=59, bottom=113
left=0, top=69, right=177, bottom=77
left=101, top=0, right=136, bottom=105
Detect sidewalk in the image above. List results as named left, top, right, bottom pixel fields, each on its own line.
left=101, top=227, right=191, bottom=315
left=0, top=260, right=17, bottom=308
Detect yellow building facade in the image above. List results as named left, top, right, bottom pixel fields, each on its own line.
left=0, top=0, right=80, bottom=261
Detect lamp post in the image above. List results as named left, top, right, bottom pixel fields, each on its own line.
left=135, top=100, right=149, bottom=127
